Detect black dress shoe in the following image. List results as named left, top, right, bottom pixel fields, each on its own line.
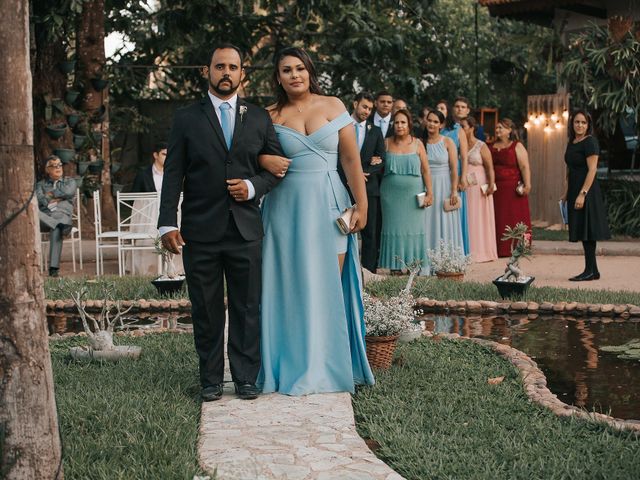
left=49, top=267, right=59, bottom=277
left=569, top=271, right=600, bottom=282
left=234, top=382, right=260, bottom=400
left=201, top=384, right=223, bottom=402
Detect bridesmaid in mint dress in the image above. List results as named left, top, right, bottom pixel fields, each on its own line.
left=257, top=47, right=374, bottom=395
left=378, top=109, right=433, bottom=274
left=423, top=110, right=464, bottom=272
left=437, top=100, right=470, bottom=255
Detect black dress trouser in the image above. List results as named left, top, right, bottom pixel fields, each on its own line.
left=361, top=196, right=380, bottom=272
left=182, top=214, right=262, bottom=388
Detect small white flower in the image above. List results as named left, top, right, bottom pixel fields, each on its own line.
left=367, top=124, right=372, bottom=131
left=239, top=105, right=248, bottom=122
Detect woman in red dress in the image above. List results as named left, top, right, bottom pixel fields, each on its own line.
left=489, top=118, right=532, bottom=257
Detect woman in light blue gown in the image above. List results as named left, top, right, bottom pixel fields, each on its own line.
left=423, top=109, right=464, bottom=273
left=257, top=47, right=375, bottom=395
left=437, top=100, right=470, bottom=255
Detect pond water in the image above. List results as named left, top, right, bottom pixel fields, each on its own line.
left=48, top=311, right=640, bottom=420
left=424, top=313, right=640, bottom=420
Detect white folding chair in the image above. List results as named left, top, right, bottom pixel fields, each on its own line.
left=116, top=191, right=160, bottom=276
left=41, top=187, right=83, bottom=272
left=93, top=189, right=120, bottom=276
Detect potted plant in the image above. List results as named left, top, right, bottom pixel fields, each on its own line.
left=151, top=235, right=185, bottom=296
left=65, top=283, right=141, bottom=361
left=65, top=89, right=80, bottom=106
left=53, top=148, right=76, bottom=164
left=427, top=239, right=471, bottom=280
left=363, top=270, right=419, bottom=369
left=492, top=222, right=535, bottom=299
left=45, top=123, right=67, bottom=140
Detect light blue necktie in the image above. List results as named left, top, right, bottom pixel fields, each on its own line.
left=354, top=123, right=360, bottom=148
left=219, top=102, right=233, bottom=149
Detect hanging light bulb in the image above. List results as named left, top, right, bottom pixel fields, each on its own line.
left=555, top=121, right=562, bottom=130
left=524, top=122, right=531, bottom=129
left=551, top=112, right=558, bottom=122
left=544, top=123, right=552, bottom=133
left=540, top=112, right=547, bottom=122
left=528, top=114, right=535, bottom=122
left=562, top=109, right=569, bottom=120
left=533, top=115, right=541, bottom=126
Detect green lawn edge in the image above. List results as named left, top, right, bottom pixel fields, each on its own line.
left=352, top=337, right=640, bottom=480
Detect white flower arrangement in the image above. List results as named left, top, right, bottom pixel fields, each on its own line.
left=363, top=290, right=417, bottom=337
left=239, top=105, right=248, bottom=122
left=427, top=240, right=471, bottom=274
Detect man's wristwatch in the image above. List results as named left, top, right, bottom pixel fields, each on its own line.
left=580, top=189, right=588, bottom=196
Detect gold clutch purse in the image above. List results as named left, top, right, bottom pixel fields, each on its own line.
left=416, top=192, right=426, bottom=207
left=336, top=205, right=356, bottom=235
left=443, top=195, right=461, bottom=212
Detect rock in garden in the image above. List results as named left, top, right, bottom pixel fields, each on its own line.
left=511, top=301, right=527, bottom=311
left=539, top=302, right=554, bottom=311
left=629, top=306, right=640, bottom=317
left=565, top=302, right=578, bottom=312
left=553, top=302, right=566, bottom=312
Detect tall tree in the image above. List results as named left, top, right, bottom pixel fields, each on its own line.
left=0, top=0, right=63, bottom=478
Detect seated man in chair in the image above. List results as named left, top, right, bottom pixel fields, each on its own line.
left=36, top=155, right=77, bottom=277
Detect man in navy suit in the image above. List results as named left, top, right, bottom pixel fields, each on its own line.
left=132, top=141, right=167, bottom=193
left=341, top=91, right=385, bottom=272
left=372, top=90, right=394, bottom=138
left=158, top=44, right=283, bottom=402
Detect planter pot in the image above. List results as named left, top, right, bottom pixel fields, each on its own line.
left=58, top=60, right=76, bottom=74
left=111, top=162, right=121, bottom=174
left=69, top=345, right=142, bottom=362
left=77, top=161, right=90, bottom=175
left=67, top=113, right=80, bottom=127
left=91, top=131, right=103, bottom=144
left=52, top=98, right=65, bottom=114
left=91, top=105, right=107, bottom=123
left=65, top=90, right=80, bottom=106
left=365, top=335, right=399, bottom=370
left=53, top=148, right=76, bottom=164
left=45, top=124, right=67, bottom=140
left=73, top=134, right=87, bottom=149
left=435, top=271, right=464, bottom=282
left=87, top=161, right=104, bottom=174
left=151, top=276, right=185, bottom=296
left=492, top=276, right=535, bottom=300
left=90, top=78, right=109, bottom=91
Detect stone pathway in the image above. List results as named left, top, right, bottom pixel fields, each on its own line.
left=199, top=385, right=404, bottom=480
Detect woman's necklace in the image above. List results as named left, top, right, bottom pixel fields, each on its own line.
left=292, top=97, right=312, bottom=113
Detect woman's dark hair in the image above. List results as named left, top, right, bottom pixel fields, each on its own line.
left=272, top=47, right=323, bottom=112
left=568, top=109, right=594, bottom=141
left=461, top=115, right=476, bottom=132
left=436, top=99, right=455, bottom=130
left=498, top=118, right=519, bottom=142
left=427, top=109, right=446, bottom=126
left=392, top=109, right=413, bottom=137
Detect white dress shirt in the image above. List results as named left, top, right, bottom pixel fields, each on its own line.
left=152, top=164, right=163, bottom=193
left=373, top=112, right=392, bottom=137
left=158, top=91, right=256, bottom=237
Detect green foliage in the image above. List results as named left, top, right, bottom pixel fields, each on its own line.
left=45, top=276, right=165, bottom=300
left=561, top=22, right=640, bottom=137
left=353, top=338, right=640, bottom=480
left=532, top=227, right=569, bottom=241
left=602, top=178, right=640, bottom=237
left=51, top=334, right=205, bottom=479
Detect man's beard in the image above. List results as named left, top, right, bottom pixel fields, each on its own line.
left=210, top=75, right=239, bottom=96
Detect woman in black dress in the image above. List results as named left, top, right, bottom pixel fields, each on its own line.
left=562, top=110, right=610, bottom=281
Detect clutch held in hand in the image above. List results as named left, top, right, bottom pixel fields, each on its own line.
left=336, top=205, right=356, bottom=235
left=416, top=192, right=426, bottom=207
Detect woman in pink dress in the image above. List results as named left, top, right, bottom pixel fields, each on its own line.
left=460, top=116, right=498, bottom=262
left=489, top=118, right=532, bottom=257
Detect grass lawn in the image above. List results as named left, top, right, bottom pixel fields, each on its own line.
left=51, top=334, right=206, bottom=479
left=353, top=338, right=640, bottom=480
left=532, top=226, right=569, bottom=242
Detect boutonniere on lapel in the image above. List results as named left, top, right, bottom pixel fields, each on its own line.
left=367, top=124, right=372, bottom=131
left=239, top=105, right=248, bottom=122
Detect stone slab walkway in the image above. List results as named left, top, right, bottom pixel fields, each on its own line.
left=199, top=386, right=404, bottom=480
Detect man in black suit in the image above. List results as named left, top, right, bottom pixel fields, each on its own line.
left=132, top=141, right=167, bottom=193
left=159, top=44, right=283, bottom=401
left=342, top=92, right=385, bottom=272
left=372, top=90, right=394, bottom=138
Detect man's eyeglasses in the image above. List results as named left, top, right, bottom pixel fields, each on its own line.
left=47, top=163, right=63, bottom=168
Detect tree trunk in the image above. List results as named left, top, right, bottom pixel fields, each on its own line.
left=76, top=0, right=116, bottom=229
left=0, top=0, right=63, bottom=478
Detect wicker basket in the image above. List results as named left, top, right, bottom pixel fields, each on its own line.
left=435, top=271, right=464, bottom=282
left=365, top=335, right=399, bottom=370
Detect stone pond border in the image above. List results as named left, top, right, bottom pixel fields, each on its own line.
left=47, top=297, right=640, bottom=431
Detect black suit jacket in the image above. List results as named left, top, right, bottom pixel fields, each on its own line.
left=339, top=120, right=386, bottom=198
left=158, top=97, right=283, bottom=243
left=131, top=165, right=156, bottom=193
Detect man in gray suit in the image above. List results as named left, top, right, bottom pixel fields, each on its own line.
left=36, top=155, right=77, bottom=277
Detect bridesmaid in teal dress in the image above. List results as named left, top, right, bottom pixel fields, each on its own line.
left=437, top=100, right=470, bottom=255
left=423, top=109, right=464, bottom=272
left=257, top=47, right=374, bottom=395
left=378, top=109, right=433, bottom=274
